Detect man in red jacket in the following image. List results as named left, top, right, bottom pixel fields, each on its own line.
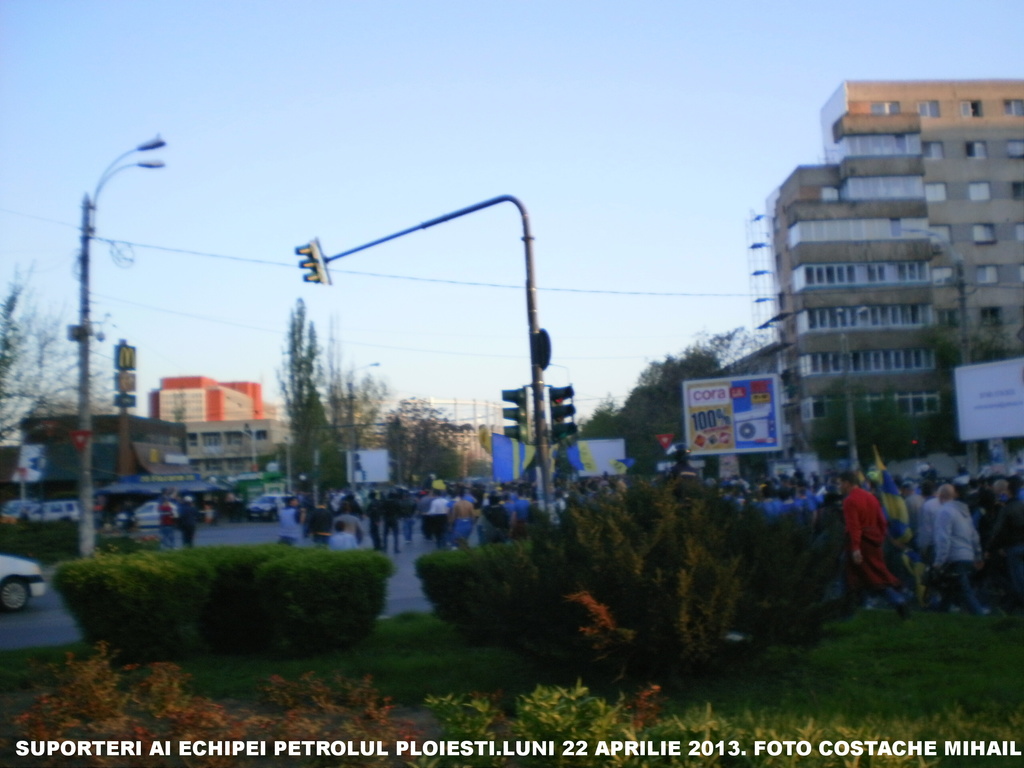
left=838, top=471, right=910, bottom=619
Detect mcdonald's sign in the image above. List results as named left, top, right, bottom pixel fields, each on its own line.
left=115, top=342, right=136, bottom=371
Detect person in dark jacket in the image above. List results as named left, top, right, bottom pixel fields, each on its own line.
left=178, top=495, right=198, bottom=548
left=307, top=504, right=333, bottom=547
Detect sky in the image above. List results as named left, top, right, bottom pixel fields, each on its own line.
left=1, top=0, right=1022, bottom=425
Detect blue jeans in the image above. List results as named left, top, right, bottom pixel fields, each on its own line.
left=159, top=524, right=176, bottom=550
left=941, top=561, right=987, bottom=615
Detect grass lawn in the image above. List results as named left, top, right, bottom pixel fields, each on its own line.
left=3, top=610, right=1021, bottom=722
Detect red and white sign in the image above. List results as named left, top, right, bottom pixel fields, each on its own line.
left=656, top=433, right=675, bottom=452
left=70, top=430, right=91, bottom=452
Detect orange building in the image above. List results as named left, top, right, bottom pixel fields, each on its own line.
left=149, top=377, right=267, bottom=422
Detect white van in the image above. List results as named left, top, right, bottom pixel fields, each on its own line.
left=33, top=500, right=82, bottom=522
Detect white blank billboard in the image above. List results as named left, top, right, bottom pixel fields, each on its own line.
left=955, top=357, right=1024, bottom=441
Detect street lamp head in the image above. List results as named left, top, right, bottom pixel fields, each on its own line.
left=136, top=136, right=166, bottom=152
left=136, top=160, right=165, bottom=169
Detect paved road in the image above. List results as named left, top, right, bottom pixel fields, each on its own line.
left=0, top=522, right=438, bottom=652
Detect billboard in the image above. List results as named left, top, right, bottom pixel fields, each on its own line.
left=954, top=357, right=1024, bottom=441
left=347, top=449, right=390, bottom=484
left=682, top=375, right=783, bottom=455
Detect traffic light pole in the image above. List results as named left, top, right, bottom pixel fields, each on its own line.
left=322, top=196, right=553, bottom=507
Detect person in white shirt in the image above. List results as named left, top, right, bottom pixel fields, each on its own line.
left=932, top=484, right=988, bottom=615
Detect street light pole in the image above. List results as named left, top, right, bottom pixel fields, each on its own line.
left=76, top=137, right=165, bottom=557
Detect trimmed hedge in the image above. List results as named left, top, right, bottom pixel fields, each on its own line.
left=0, top=519, right=79, bottom=564
left=54, top=546, right=394, bottom=662
left=256, top=548, right=395, bottom=656
left=171, top=544, right=300, bottom=654
left=54, top=552, right=213, bottom=662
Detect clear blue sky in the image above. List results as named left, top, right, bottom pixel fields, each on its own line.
left=2, top=0, right=1021, bottom=422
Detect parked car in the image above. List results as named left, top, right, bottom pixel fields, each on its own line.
left=116, top=500, right=168, bottom=531
left=1, top=500, right=41, bottom=522
left=0, top=553, right=46, bottom=611
left=246, top=494, right=293, bottom=521
left=37, top=500, right=81, bottom=522
left=3, top=500, right=80, bottom=523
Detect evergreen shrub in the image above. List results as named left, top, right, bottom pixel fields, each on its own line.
left=417, top=482, right=841, bottom=678
left=54, top=546, right=395, bottom=662
left=254, top=548, right=394, bottom=655
left=172, top=544, right=298, bottom=654
left=0, top=519, right=79, bottom=563
left=54, top=552, right=213, bottom=662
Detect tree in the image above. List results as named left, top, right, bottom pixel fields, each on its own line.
left=323, top=322, right=389, bottom=487
left=588, top=329, right=756, bottom=474
left=0, top=275, right=78, bottom=444
left=278, top=299, right=327, bottom=481
left=385, top=399, right=463, bottom=486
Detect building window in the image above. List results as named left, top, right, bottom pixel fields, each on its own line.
left=968, top=182, right=991, bottom=201
left=1006, top=99, right=1024, bottom=116
left=838, top=134, right=921, bottom=158
left=187, top=433, right=197, bottom=447
left=918, top=101, right=940, bottom=118
left=932, top=267, right=953, bottom=285
left=255, top=430, right=268, bottom=440
left=821, top=186, right=839, bottom=201
left=226, top=431, right=243, bottom=446
left=973, top=224, right=996, bottom=243
left=842, top=176, right=923, bottom=200
left=966, top=141, right=987, bottom=158
left=1008, top=140, right=1024, bottom=158
left=803, top=264, right=856, bottom=286
left=896, top=263, right=928, bottom=282
left=922, top=141, right=944, bottom=159
left=872, top=101, right=901, bottom=115
left=201, top=433, right=222, bottom=447
left=977, top=265, right=999, bottom=284
left=896, top=392, right=940, bottom=416
left=802, top=398, right=829, bottom=420
left=1012, top=182, right=1024, bottom=200
left=937, top=309, right=959, bottom=327
left=925, top=182, right=947, bottom=202
left=980, top=307, right=1003, bottom=326
left=800, top=349, right=934, bottom=376
left=928, top=225, right=952, bottom=243
left=961, top=100, right=983, bottom=118
left=1017, top=223, right=1024, bottom=241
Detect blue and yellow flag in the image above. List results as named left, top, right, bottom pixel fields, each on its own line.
left=873, top=445, right=927, bottom=605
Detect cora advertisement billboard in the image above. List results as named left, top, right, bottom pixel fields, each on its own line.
left=682, top=375, right=783, bottom=455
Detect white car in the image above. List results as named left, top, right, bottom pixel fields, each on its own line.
left=1, top=500, right=41, bottom=522
left=6, top=500, right=82, bottom=523
left=37, top=500, right=82, bottom=522
left=116, top=500, right=168, bottom=530
left=0, top=553, right=46, bottom=612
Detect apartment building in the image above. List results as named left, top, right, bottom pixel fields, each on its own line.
left=762, top=80, right=1024, bottom=455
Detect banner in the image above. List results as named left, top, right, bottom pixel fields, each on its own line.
left=490, top=434, right=535, bottom=482
left=13, top=444, right=46, bottom=483
left=682, top=375, right=783, bottom=455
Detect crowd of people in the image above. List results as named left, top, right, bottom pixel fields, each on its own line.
left=103, top=457, right=1024, bottom=620
left=668, top=455, right=1024, bottom=619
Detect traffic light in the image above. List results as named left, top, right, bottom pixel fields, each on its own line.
left=296, top=238, right=331, bottom=285
left=502, top=386, right=530, bottom=442
left=549, top=384, right=577, bottom=442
